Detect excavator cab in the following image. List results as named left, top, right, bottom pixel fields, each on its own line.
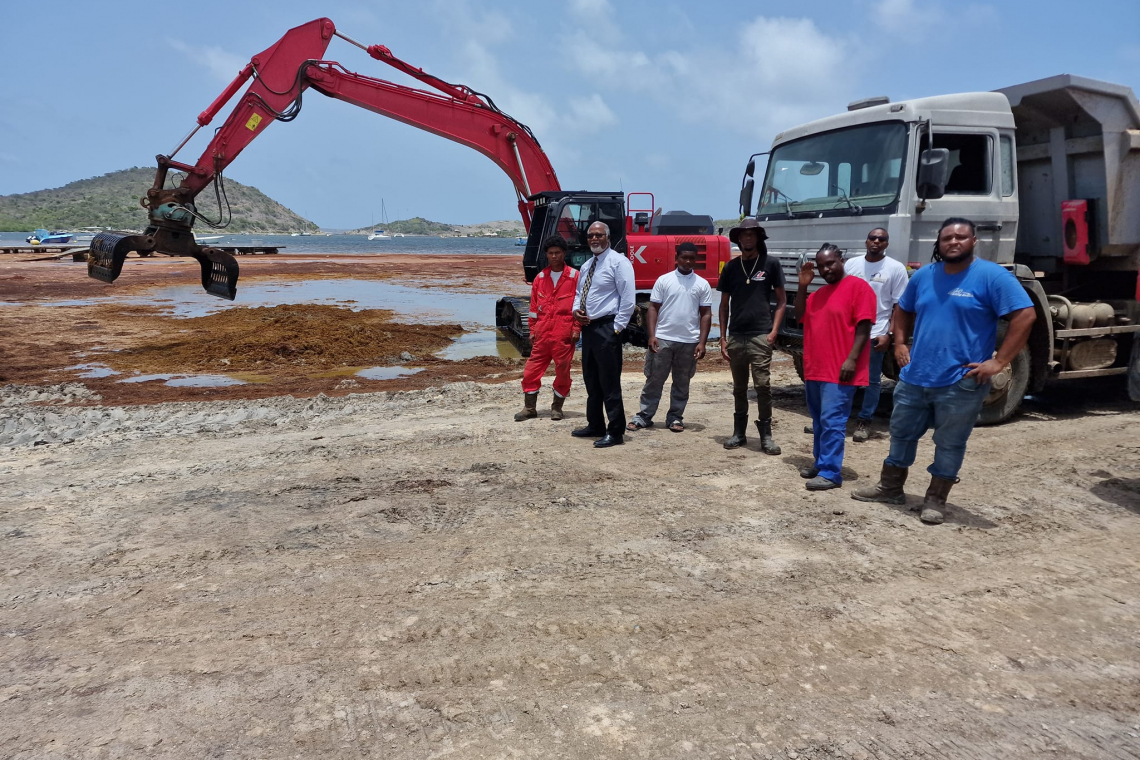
left=520, top=191, right=627, bottom=280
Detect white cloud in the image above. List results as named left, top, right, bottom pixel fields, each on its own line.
left=566, top=94, right=618, bottom=133
left=872, top=0, right=944, bottom=37
left=167, top=39, right=247, bottom=83
left=559, top=11, right=860, bottom=141
left=436, top=2, right=619, bottom=168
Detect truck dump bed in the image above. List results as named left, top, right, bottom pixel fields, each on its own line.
left=998, top=75, right=1140, bottom=271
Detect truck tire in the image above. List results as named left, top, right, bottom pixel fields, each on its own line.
left=791, top=349, right=804, bottom=382
left=977, top=323, right=1030, bottom=426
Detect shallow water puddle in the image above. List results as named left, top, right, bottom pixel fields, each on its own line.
left=64, top=363, right=120, bottom=378
left=436, top=329, right=522, bottom=360
left=117, top=373, right=246, bottom=387
left=355, top=366, right=424, bottom=381
left=148, top=280, right=498, bottom=323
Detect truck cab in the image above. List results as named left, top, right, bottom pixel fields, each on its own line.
left=741, top=75, right=1140, bottom=423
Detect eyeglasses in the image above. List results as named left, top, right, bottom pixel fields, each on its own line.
left=586, top=232, right=607, bottom=239
left=867, top=235, right=888, bottom=242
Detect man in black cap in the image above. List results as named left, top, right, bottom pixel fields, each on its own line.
left=718, top=218, right=786, bottom=453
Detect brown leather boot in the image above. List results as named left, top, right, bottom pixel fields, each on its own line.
left=514, top=392, right=538, bottom=421
left=919, top=476, right=957, bottom=525
left=550, top=395, right=565, bottom=421
left=851, top=463, right=908, bottom=505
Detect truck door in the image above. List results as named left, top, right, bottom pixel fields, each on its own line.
left=911, top=129, right=1019, bottom=265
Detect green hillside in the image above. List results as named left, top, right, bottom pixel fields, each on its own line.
left=346, top=217, right=457, bottom=235
left=0, top=168, right=320, bottom=234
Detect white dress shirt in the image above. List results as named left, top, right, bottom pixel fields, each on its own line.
left=572, top=248, right=637, bottom=331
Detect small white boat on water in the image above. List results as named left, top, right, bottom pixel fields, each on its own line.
left=368, top=199, right=392, bottom=240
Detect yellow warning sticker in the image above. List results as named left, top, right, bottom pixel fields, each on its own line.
left=245, top=113, right=263, bottom=131
left=719, top=260, right=725, bottom=273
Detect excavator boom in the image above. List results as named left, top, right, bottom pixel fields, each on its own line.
left=88, top=17, right=560, bottom=298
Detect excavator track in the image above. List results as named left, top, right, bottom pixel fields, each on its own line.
left=495, top=296, right=533, bottom=356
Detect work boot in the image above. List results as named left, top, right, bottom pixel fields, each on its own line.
left=919, top=476, right=957, bottom=525
left=550, top=395, right=565, bottom=421
left=799, top=465, right=820, bottom=479
left=514, top=392, right=538, bottom=421
left=853, top=419, right=871, bottom=443
left=723, top=413, right=748, bottom=449
left=756, top=418, right=781, bottom=455
left=851, top=464, right=909, bottom=505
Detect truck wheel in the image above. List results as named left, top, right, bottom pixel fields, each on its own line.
left=977, top=342, right=1030, bottom=426
left=791, top=349, right=804, bottom=382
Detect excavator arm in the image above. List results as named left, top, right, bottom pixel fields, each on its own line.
left=88, top=17, right=560, bottom=298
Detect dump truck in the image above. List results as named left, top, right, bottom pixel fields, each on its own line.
left=738, top=74, right=1140, bottom=423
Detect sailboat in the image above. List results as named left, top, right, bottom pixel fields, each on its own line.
left=367, top=200, right=391, bottom=240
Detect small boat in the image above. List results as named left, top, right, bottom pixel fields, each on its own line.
left=368, top=199, right=392, bottom=240
left=195, top=234, right=224, bottom=244
left=515, top=236, right=526, bottom=246
left=27, top=228, right=98, bottom=245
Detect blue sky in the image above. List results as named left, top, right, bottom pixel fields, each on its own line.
left=2, top=0, right=1137, bottom=228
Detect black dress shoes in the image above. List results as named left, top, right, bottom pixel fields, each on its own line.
left=593, top=434, right=624, bottom=448
left=572, top=426, right=606, bottom=438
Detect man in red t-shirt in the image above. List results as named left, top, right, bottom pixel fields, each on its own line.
left=794, top=244, right=875, bottom=491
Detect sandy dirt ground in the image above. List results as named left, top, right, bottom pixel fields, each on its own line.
left=2, top=255, right=1140, bottom=759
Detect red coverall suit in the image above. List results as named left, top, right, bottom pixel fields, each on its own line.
left=521, top=266, right=580, bottom=397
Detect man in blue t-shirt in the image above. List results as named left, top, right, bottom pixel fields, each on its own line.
left=853, top=218, right=1035, bottom=525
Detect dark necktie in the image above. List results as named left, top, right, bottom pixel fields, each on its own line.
left=580, top=255, right=599, bottom=312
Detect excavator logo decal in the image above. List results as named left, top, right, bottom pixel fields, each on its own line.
left=630, top=246, right=648, bottom=264
left=245, top=114, right=263, bottom=132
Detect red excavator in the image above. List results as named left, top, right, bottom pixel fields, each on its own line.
left=87, top=17, right=731, bottom=353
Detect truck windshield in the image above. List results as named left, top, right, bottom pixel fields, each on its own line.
left=758, top=122, right=908, bottom=217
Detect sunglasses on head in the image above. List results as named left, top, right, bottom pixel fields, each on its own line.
left=867, top=235, right=888, bottom=242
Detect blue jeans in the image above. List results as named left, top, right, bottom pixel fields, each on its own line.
left=856, top=348, right=887, bottom=421
left=885, top=377, right=990, bottom=481
left=806, top=380, right=858, bottom=484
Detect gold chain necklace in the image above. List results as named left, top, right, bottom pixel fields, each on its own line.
left=742, top=254, right=760, bottom=285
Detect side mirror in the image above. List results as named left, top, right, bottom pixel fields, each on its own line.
left=745, top=159, right=756, bottom=178
left=917, top=148, right=950, bottom=200
left=739, top=176, right=755, bottom=217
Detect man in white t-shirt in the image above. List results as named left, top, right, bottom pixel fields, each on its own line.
left=844, top=227, right=910, bottom=442
left=627, top=243, right=713, bottom=433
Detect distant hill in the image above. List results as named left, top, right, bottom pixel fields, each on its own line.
left=346, top=217, right=525, bottom=238
left=0, top=168, right=320, bottom=234
left=345, top=217, right=457, bottom=236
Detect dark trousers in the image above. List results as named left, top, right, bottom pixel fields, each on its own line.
left=581, top=316, right=626, bottom=436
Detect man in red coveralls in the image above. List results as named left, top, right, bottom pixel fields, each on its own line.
left=515, top=235, right=581, bottom=421
left=794, top=244, right=876, bottom=491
